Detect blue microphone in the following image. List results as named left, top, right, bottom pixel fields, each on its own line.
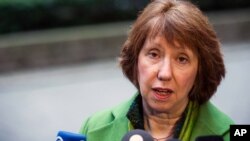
left=56, top=131, right=86, bottom=141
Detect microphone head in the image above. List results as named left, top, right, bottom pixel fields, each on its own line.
left=56, top=131, right=86, bottom=141
left=121, top=129, right=154, bottom=141
left=195, top=135, right=223, bottom=141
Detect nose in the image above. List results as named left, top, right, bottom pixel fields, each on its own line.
left=157, top=59, right=172, bottom=81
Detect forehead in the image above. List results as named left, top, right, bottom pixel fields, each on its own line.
left=146, top=35, right=188, bottom=50
left=143, top=15, right=198, bottom=55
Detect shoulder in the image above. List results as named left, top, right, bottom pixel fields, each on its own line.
left=198, top=101, right=234, bottom=130
left=191, top=101, right=234, bottom=140
left=80, top=95, right=136, bottom=134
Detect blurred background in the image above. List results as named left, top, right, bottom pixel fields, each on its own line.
left=0, top=0, right=250, bottom=141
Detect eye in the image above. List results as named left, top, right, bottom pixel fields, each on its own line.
left=178, top=55, right=189, bottom=64
left=147, top=50, right=160, bottom=59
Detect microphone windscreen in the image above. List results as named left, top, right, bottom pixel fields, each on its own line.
left=121, top=129, right=154, bottom=141
left=56, top=131, right=86, bottom=141
left=195, top=135, right=223, bottom=141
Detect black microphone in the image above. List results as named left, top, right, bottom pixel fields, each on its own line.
left=121, top=129, right=154, bottom=141
left=195, top=135, right=223, bottom=141
left=56, top=131, right=86, bottom=141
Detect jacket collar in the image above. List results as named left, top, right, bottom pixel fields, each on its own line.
left=86, top=95, right=137, bottom=141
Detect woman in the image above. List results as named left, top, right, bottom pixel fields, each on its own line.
left=80, top=0, right=234, bottom=141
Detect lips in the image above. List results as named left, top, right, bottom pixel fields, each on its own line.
left=152, top=87, right=173, bottom=101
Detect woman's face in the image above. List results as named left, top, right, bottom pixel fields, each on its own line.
left=137, top=35, right=198, bottom=115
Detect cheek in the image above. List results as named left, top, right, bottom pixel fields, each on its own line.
left=177, top=69, right=197, bottom=93
left=137, top=57, right=156, bottom=91
left=137, top=61, right=148, bottom=85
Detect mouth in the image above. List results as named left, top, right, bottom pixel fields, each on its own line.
left=152, top=87, right=174, bottom=100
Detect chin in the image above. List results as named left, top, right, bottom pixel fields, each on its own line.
left=149, top=101, right=172, bottom=113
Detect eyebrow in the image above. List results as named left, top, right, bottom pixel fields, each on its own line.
left=149, top=40, right=186, bottom=51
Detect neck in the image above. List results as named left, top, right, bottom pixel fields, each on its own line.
left=142, top=102, right=187, bottom=139
left=144, top=112, right=181, bottom=139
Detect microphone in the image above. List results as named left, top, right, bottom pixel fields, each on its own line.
left=56, top=131, right=86, bottom=141
left=121, top=129, right=181, bottom=141
left=121, top=129, right=154, bottom=141
left=195, top=135, right=223, bottom=141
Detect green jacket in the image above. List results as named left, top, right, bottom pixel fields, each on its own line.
left=80, top=95, right=234, bottom=141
